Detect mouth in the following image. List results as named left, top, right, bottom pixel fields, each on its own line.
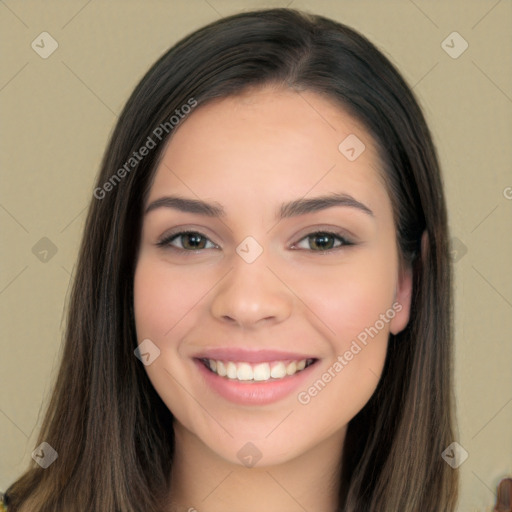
left=192, top=350, right=319, bottom=405
left=198, top=357, right=317, bottom=382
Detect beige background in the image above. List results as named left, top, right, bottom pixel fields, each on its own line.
left=1, top=1, right=511, bottom=510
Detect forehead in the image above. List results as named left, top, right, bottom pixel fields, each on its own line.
left=147, top=87, right=389, bottom=217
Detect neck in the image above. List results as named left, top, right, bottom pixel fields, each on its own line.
left=166, top=423, right=346, bottom=512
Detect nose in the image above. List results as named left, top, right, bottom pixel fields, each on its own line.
left=209, top=251, right=293, bottom=329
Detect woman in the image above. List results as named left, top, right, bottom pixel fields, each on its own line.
left=2, top=8, right=458, bottom=511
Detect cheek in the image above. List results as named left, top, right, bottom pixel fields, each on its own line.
left=133, top=258, right=202, bottom=340
left=133, top=258, right=201, bottom=422
left=289, top=253, right=395, bottom=417
left=133, top=266, right=171, bottom=340
left=289, top=254, right=397, bottom=345
left=293, top=274, right=392, bottom=434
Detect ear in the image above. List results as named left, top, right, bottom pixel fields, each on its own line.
left=389, top=230, right=426, bottom=335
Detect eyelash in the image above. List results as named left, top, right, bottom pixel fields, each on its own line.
left=156, top=230, right=355, bottom=253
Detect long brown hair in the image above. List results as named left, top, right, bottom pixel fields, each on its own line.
left=4, top=8, right=458, bottom=511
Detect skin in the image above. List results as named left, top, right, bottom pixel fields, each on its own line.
left=133, top=86, right=413, bottom=512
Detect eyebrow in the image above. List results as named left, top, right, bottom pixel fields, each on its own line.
left=145, top=192, right=374, bottom=219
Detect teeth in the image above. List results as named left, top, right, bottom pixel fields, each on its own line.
left=286, top=361, right=297, bottom=375
left=253, top=363, right=271, bottom=381
left=226, top=362, right=237, bottom=379
left=203, top=358, right=313, bottom=381
left=216, top=360, right=227, bottom=377
left=270, top=362, right=287, bottom=379
left=237, top=363, right=253, bottom=381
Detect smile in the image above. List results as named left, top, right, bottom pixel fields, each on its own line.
left=193, top=350, right=319, bottom=405
left=200, top=358, right=316, bottom=382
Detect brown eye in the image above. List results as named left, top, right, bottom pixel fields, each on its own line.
left=294, top=231, right=354, bottom=252
left=308, top=233, right=336, bottom=250
left=157, top=231, right=217, bottom=251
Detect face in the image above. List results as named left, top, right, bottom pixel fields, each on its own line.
left=133, top=87, right=412, bottom=467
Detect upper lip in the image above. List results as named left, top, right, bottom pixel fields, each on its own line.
left=193, top=348, right=317, bottom=364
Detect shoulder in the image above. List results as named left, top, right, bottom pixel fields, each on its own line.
left=0, top=492, right=8, bottom=511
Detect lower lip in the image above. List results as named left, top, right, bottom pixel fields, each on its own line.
left=194, top=359, right=318, bottom=406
